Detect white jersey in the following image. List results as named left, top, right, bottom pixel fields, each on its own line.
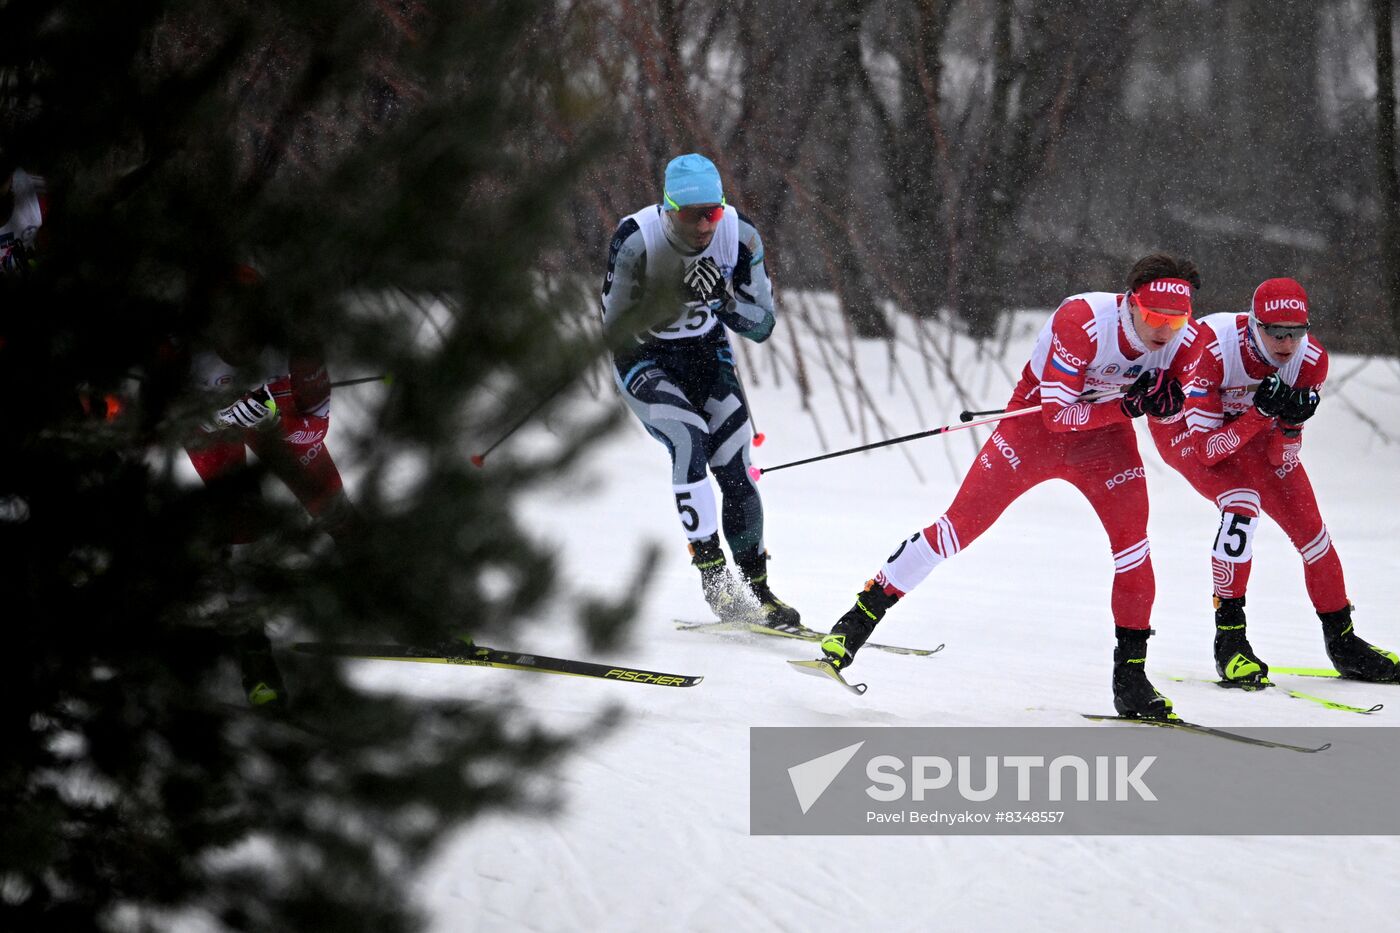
left=190, top=350, right=288, bottom=394
left=1197, top=312, right=1318, bottom=419
left=1027, top=291, right=1196, bottom=403
left=1, top=169, right=45, bottom=274
left=618, top=203, right=739, bottom=341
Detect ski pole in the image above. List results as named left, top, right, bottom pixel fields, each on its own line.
left=332, top=373, right=393, bottom=389
left=124, top=372, right=390, bottom=389
left=470, top=380, right=573, bottom=468
left=470, top=313, right=678, bottom=467
left=961, top=381, right=1253, bottom=420
left=730, top=358, right=766, bottom=447
left=748, top=406, right=1044, bottom=480
left=752, top=387, right=1124, bottom=480
left=958, top=381, right=1177, bottom=422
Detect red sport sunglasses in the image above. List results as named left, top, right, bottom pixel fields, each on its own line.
left=665, top=195, right=725, bottom=224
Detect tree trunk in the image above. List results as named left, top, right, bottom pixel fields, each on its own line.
left=822, top=0, right=889, bottom=337
left=955, top=0, right=1015, bottom=340
left=1376, top=0, right=1400, bottom=350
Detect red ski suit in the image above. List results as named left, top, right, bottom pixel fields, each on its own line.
left=1147, top=312, right=1345, bottom=613
left=185, top=353, right=344, bottom=543
left=875, top=293, right=1200, bottom=631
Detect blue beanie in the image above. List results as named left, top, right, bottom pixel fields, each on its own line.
left=663, top=153, right=723, bottom=209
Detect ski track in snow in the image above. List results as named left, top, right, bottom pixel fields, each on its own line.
left=325, top=301, right=1400, bottom=931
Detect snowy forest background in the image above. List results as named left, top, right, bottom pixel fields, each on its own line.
left=3, top=1, right=1399, bottom=931
left=546, top=0, right=1400, bottom=350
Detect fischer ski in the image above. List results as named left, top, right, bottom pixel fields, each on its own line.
left=1278, top=689, right=1382, bottom=714
left=1081, top=713, right=1331, bottom=753
left=1269, top=666, right=1342, bottom=678
left=1167, top=676, right=1382, bottom=715
left=676, top=619, right=943, bottom=658
left=788, top=658, right=867, bottom=695
left=292, top=642, right=703, bottom=687
left=1266, top=666, right=1400, bottom=681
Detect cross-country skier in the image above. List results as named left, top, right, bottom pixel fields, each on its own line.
left=1149, top=277, right=1398, bottom=684
left=182, top=265, right=357, bottom=708
left=0, top=151, right=47, bottom=525
left=600, top=153, right=799, bottom=629
left=0, top=152, right=44, bottom=276
left=817, top=254, right=1201, bottom=718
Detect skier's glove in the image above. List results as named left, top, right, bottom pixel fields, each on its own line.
left=1252, top=373, right=1291, bottom=419
left=683, top=257, right=726, bottom=305
left=1278, top=385, right=1320, bottom=425
left=214, top=385, right=279, bottom=430
left=1120, top=369, right=1183, bottom=419
left=1143, top=376, right=1184, bottom=418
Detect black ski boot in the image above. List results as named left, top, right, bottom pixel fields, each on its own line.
left=435, top=633, right=490, bottom=658
left=236, top=628, right=289, bottom=711
left=820, top=581, right=901, bottom=671
left=1112, top=627, right=1173, bottom=719
left=689, top=534, right=752, bottom=623
left=736, top=550, right=802, bottom=633
left=1213, top=596, right=1269, bottom=686
left=1321, top=604, right=1400, bottom=683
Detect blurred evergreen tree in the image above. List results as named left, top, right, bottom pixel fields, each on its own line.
left=0, top=1, right=643, bottom=929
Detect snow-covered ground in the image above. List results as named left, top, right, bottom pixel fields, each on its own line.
left=342, top=297, right=1400, bottom=931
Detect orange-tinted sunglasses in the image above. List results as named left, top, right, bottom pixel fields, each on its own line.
left=1131, top=294, right=1189, bottom=330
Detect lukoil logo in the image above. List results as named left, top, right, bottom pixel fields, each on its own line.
left=989, top=431, right=1022, bottom=469
left=1148, top=280, right=1190, bottom=296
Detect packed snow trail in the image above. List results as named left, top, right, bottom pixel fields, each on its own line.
left=315, top=300, right=1400, bottom=932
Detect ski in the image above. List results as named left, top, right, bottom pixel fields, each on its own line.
left=292, top=642, right=703, bottom=687
left=1080, top=713, right=1331, bottom=753
left=1266, top=665, right=1400, bottom=682
left=1167, top=676, right=1382, bottom=715
left=788, top=658, right=868, bottom=695
left=1278, top=689, right=1383, bottom=714
left=1269, top=666, right=1342, bottom=678
left=676, top=619, right=943, bottom=658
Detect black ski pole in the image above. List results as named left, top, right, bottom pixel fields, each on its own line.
left=747, top=406, right=1044, bottom=480
left=332, top=374, right=392, bottom=389
left=123, top=372, right=390, bottom=389
left=470, top=380, right=572, bottom=468
left=959, top=381, right=1158, bottom=423
left=470, top=318, right=650, bottom=467
left=730, top=356, right=766, bottom=447
left=750, top=387, right=1124, bottom=480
